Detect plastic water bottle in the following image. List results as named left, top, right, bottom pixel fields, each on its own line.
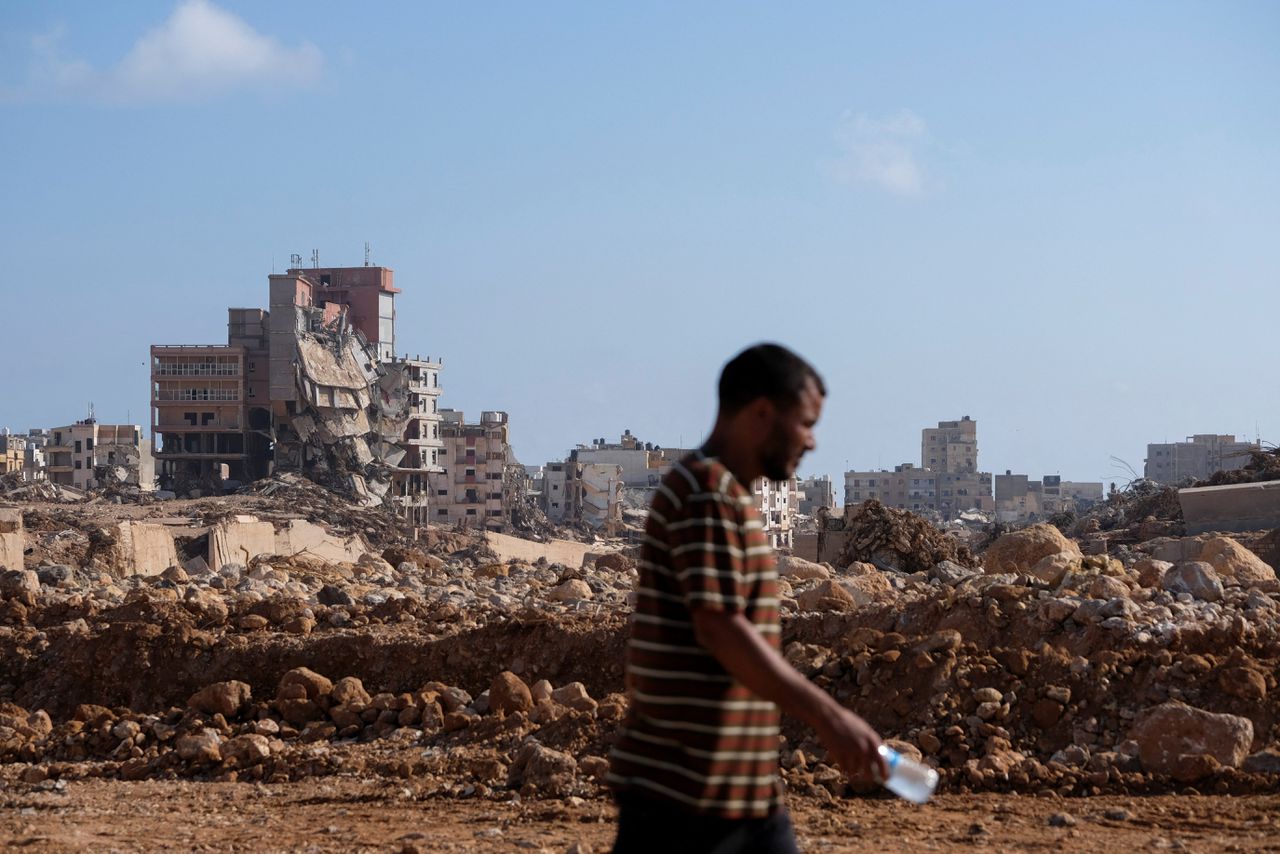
left=877, top=745, right=938, bottom=804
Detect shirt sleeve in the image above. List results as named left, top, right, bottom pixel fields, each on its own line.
left=668, top=491, right=747, bottom=614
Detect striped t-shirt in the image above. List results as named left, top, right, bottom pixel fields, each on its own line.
left=607, top=451, right=782, bottom=818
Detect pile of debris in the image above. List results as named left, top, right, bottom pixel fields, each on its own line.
left=835, top=499, right=978, bottom=574
left=1196, top=447, right=1280, bottom=488
left=0, top=496, right=1277, bottom=801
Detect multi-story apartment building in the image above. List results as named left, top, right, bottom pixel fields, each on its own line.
left=432, top=410, right=514, bottom=530
left=0, top=431, right=24, bottom=476
left=151, top=263, right=444, bottom=515
left=1144, top=434, right=1258, bottom=485
left=797, top=475, right=835, bottom=516
left=922, top=416, right=978, bottom=474
left=44, top=419, right=150, bottom=491
left=752, top=477, right=798, bottom=549
left=845, top=417, right=994, bottom=518
left=994, top=470, right=1104, bottom=522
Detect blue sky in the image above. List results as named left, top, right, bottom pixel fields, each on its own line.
left=1, top=1, right=1277, bottom=489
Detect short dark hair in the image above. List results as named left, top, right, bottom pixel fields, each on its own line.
left=717, top=343, right=826, bottom=414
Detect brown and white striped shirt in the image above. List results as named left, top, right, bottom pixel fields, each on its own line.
left=607, top=451, right=782, bottom=818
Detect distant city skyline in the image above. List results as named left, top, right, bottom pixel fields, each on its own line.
left=2, top=2, right=1276, bottom=490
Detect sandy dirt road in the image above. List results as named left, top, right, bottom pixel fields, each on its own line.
left=1, top=781, right=1277, bottom=853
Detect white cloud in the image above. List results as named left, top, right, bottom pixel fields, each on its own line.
left=822, top=109, right=928, bottom=196
left=2, top=0, right=321, bottom=104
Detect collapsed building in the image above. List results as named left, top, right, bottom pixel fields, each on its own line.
left=150, top=264, right=444, bottom=515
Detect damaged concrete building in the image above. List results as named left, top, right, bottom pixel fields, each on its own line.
left=432, top=410, right=518, bottom=530
left=1144, top=434, right=1260, bottom=485
left=993, top=471, right=1104, bottom=522
left=150, top=264, right=444, bottom=514
left=43, top=419, right=153, bottom=492
left=845, top=417, right=994, bottom=520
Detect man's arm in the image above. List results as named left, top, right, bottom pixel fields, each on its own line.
left=692, top=607, right=887, bottom=781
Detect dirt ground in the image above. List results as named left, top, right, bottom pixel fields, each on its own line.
left=1, top=780, right=1277, bottom=853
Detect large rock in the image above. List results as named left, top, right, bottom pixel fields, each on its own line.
left=489, top=671, right=534, bottom=716
left=1198, top=537, right=1276, bottom=586
left=1162, top=562, right=1224, bottom=602
left=839, top=572, right=892, bottom=605
left=0, top=570, right=39, bottom=605
left=188, top=681, right=252, bottom=718
left=778, top=555, right=830, bottom=581
left=796, top=579, right=856, bottom=612
left=1030, top=551, right=1082, bottom=585
left=278, top=667, right=333, bottom=701
left=983, top=525, right=1081, bottom=575
left=175, top=728, right=223, bottom=763
left=331, top=676, right=371, bottom=706
left=222, top=733, right=272, bottom=766
left=1134, top=558, right=1173, bottom=588
left=548, top=579, right=592, bottom=602
left=1131, top=701, right=1254, bottom=781
left=507, top=740, right=578, bottom=796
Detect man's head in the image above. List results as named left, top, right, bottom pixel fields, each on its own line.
left=716, top=343, right=825, bottom=482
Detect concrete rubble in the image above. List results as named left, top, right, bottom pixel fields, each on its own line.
left=0, top=485, right=1276, bottom=806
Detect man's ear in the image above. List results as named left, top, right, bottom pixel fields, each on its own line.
left=746, top=396, right=777, bottom=426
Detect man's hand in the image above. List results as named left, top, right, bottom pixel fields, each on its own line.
left=691, top=608, right=888, bottom=784
left=815, top=705, right=887, bottom=784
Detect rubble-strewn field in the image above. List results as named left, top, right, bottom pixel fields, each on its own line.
left=1, top=485, right=1278, bottom=852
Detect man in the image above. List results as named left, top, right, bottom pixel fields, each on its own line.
left=608, top=343, right=885, bottom=853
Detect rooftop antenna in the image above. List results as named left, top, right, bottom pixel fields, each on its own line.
left=364, top=242, right=372, bottom=267
left=87, top=401, right=95, bottom=422
left=290, top=253, right=303, bottom=269
left=310, top=249, right=319, bottom=269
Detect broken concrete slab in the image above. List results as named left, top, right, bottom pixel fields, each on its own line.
left=484, top=531, right=600, bottom=569
left=0, top=508, right=24, bottom=571
left=273, top=519, right=367, bottom=565
left=209, top=515, right=277, bottom=572
left=112, top=521, right=180, bottom=577
left=1180, top=481, right=1280, bottom=535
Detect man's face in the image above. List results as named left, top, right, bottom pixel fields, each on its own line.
left=759, top=377, right=824, bottom=482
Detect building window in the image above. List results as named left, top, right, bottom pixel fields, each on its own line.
left=488, top=510, right=501, bottom=517
left=437, top=489, right=448, bottom=496
left=75, top=441, right=82, bottom=453
left=466, top=508, right=477, bottom=516
left=75, top=460, right=82, bottom=469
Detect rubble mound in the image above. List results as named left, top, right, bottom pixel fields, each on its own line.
left=836, top=500, right=977, bottom=574
left=1, top=492, right=1278, bottom=804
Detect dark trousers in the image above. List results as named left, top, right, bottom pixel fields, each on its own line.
left=612, top=795, right=800, bottom=854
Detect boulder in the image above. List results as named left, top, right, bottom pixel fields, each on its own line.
left=187, top=681, right=252, bottom=718
left=0, top=570, right=40, bottom=606
left=507, top=740, right=578, bottom=796
left=550, top=682, right=598, bottom=714
left=839, top=572, right=892, bottom=605
left=1162, top=562, right=1224, bottom=602
left=1031, top=551, right=1081, bottom=586
left=1134, top=558, right=1173, bottom=588
left=984, top=525, right=1082, bottom=575
left=1131, top=701, right=1254, bottom=781
left=796, top=580, right=855, bottom=612
left=1198, top=537, right=1277, bottom=586
left=548, top=579, right=592, bottom=602
left=222, top=733, right=272, bottom=766
left=278, top=667, right=333, bottom=701
left=331, top=676, right=371, bottom=706
left=928, top=560, right=977, bottom=585
left=175, top=728, right=223, bottom=763
left=489, top=671, right=534, bottom=716
left=1086, top=575, right=1130, bottom=601
left=778, top=556, right=830, bottom=581
left=594, top=553, right=631, bottom=573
